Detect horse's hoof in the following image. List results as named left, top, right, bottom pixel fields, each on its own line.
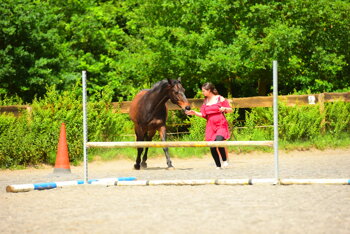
left=166, top=166, right=175, bottom=170
left=141, top=162, right=147, bottom=169
left=134, top=164, right=141, bottom=170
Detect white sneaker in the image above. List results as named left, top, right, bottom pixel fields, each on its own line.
left=222, top=161, right=229, bottom=168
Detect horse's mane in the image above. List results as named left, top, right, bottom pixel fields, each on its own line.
left=151, top=80, right=168, bottom=91
left=150, top=79, right=179, bottom=92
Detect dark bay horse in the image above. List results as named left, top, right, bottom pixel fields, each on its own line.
left=129, top=78, right=191, bottom=170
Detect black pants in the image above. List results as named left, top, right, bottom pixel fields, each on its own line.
left=210, top=135, right=227, bottom=167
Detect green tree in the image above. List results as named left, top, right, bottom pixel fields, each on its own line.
left=0, top=0, right=68, bottom=102
left=1, top=0, right=349, bottom=102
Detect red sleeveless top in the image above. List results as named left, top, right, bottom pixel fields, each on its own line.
left=200, top=97, right=231, bottom=141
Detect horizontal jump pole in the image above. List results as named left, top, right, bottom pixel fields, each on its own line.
left=6, top=177, right=136, bottom=193
left=86, top=141, right=274, bottom=148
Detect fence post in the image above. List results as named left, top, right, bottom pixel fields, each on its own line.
left=318, top=93, right=326, bottom=134
left=26, top=106, right=33, bottom=122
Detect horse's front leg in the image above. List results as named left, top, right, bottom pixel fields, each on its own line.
left=141, top=130, right=156, bottom=169
left=140, top=147, right=148, bottom=169
left=159, top=126, right=174, bottom=169
left=134, top=126, right=146, bottom=170
left=135, top=147, right=144, bottom=170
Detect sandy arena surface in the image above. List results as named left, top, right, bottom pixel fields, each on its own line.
left=0, top=148, right=349, bottom=234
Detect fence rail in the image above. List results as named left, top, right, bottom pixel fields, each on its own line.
left=112, top=92, right=350, bottom=113
left=1, top=92, right=349, bottom=116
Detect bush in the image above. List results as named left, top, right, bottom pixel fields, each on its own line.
left=231, top=102, right=350, bottom=145
left=325, top=101, right=350, bottom=137
left=279, top=104, right=324, bottom=141
left=0, top=85, right=134, bottom=168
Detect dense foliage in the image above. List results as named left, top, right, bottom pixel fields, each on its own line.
left=1, top=0, right=349, bottom=102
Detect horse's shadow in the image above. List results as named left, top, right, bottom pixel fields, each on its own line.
left=142, top=167, right=193, bottom=171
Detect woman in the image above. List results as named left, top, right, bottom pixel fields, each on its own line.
left=186, top=82, right=232, bottom=169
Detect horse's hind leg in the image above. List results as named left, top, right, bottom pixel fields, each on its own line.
left=159, top=126, right=174, bottom=169
left=163, top=147, right=173, bottom=169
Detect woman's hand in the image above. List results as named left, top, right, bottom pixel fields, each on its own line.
left=186, top=110, right=203, bottom=117
left=185, top=110, right=196, bottom=115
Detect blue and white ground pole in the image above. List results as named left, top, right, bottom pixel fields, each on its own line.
left=6, top=177, right=136, bottom=193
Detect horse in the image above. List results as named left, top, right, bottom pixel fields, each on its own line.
left=129, top=78, right=191, bottom=170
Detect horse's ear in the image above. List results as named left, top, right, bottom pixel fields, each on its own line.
left=167, top=78, right=172, bottom=85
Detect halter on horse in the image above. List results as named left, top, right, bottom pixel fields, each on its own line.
left=129, top=78, right=191, bottom=170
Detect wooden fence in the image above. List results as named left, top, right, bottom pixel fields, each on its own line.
left=1, top=92, right=349, bottom=116
left=111, top=92, right=350, bottom=113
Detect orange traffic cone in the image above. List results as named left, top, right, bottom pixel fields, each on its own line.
left=53, top=123, right=71, bottom=174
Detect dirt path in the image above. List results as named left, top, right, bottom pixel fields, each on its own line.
left=1, top=148, right=349, bottom=234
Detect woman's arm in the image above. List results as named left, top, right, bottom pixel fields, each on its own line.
left=219, top=97, right=233, bottom=113
left=219, top=106, right=232, bottom=113
left=185, top=110, right=203, bottom=117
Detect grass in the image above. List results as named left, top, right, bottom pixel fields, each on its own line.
left=280, top=133, right=350, bottom=152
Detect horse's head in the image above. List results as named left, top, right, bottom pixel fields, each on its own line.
left=167, top=78, right=191, bottom=111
